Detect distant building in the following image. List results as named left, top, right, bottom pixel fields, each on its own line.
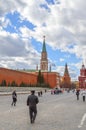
left=61, top=63, right=71, bottom=88
left=72, top=81, right=79, bottom=89
left=78, top=63, right=86, bottom=88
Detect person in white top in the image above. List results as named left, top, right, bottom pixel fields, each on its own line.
left=81, top=89, right=86, bottom=102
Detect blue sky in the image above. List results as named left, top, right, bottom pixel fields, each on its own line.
left=0, top=0, right=86, bottom=81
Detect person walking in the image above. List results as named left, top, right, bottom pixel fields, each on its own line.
left=76, top=89, right=80, bottom=100
left=40, top=91, right=43, bottom=96
left=27, top=90, right=39, bottom=124
left=11, top=90, right=17, bottom=106
left=81, top=89, right=86, bottom=102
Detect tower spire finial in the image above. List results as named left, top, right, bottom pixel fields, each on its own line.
left=43, top=36, right=45, bottom=43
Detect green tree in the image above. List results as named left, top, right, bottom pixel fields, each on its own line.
left=41, top=74, right=44, bottom=83
left=37, top=70, right=49, bottom=88
left=8, top=82, right=11, bottom=86
left=37, top=70, right=45, bottom=84
left=1, top=80, right=7, bottom=86
left=20, top=82, right=25, bottom=87
left=11, top=81, right=17, bottom=87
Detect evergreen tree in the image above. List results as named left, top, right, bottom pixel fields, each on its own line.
left=41, top=74, right=44, bottom=83
left=11, top=81, right=17, bottom=87
left=37, top=70, right=47, bottom=87
left=20, top=82, right=25, bottom=87
left=37, top=70, right=45, bottom=85
left=8, top=82, right=11, bottom=87
left=37, top=70, right=41, bottom=84
left=1, top=80, right=7, bottom=86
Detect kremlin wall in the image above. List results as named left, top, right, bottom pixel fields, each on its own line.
left=0, top=67, right=37, bottom=87
left=0, top=67, right=60, bottom=88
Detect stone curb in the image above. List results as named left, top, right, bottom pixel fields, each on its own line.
left=0, top=90, right=50, bottom=96
left=0, top=91, right=30, bottom=96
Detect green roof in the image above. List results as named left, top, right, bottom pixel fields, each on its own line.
left=42, top=36, right=46, bottom=52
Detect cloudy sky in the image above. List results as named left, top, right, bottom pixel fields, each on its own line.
left=0, top=0, right=86, bottom=81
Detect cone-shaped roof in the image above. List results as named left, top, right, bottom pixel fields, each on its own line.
left=64, top=63, right=69, bottom=76
left=82, top=62, right=85, bottom=69
left=42, top=36, right=46, bottom=52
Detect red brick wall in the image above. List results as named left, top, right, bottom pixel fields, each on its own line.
left=42, top=72, right=57, bottom=88
left=0, top=68, right=59, bottom=88
left=0, top=68, right=37, bottom=86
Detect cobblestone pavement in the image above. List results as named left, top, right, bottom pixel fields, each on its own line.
left=0, top=91, right=86, bottom=130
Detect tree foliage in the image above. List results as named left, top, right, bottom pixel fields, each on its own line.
left=37, top=70, right=44, bottom=84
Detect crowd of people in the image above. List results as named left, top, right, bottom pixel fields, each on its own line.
left=51, top=87, right=63, bottom=94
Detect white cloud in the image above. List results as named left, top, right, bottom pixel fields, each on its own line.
left=0, top=29, right=40, bottom=69
left=19, top=26, right=33, bottom=38
left=0, top=31, right=26, bottom=56
left=56, top=65, right=64, bottom=76
left=60, top=58, right=64, bottom=62
left=0, top=17, right=11, bottom=29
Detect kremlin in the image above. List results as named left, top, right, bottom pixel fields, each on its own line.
left=0, top=36, right=85, bottom=89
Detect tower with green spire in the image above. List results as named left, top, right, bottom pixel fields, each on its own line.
left=42, top=36, right=46, bottom=52
left=40, top=36, right=48, bottom=71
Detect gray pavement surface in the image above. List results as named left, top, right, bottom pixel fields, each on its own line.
left=0, top=91, right=86, bottom=130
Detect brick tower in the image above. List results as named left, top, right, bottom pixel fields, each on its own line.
left=78, top=63, right=86, bottom=88
left=62, top=63, right=71, bottom=88
left=40, top=36, right=48, bottom=71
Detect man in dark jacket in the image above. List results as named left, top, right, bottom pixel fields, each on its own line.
left=27, top=90, right=39, bottom=124
left=11, top=90, right=17, bottom=106
left=76, top=89, right=80, bottom=100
